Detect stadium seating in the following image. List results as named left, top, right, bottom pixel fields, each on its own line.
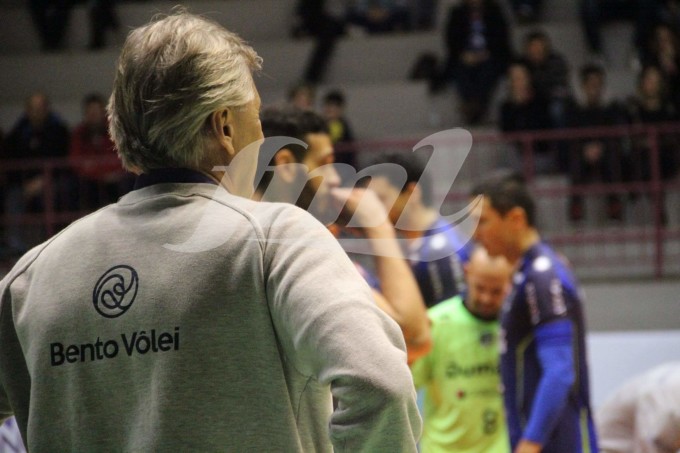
left=0, top=0, right=677, bottom=280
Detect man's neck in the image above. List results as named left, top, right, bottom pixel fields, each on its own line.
left=508, top=228, right=541, bottom=265
left=462, top=298, right=497, bottom=322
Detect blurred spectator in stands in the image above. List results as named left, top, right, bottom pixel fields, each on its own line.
left=625, top=65, right=679, bottom=190
left=659, top=0, right=680, bottom=33
left=410, top=0, right=437, bottom=30
left=322, top=90, right=356, bottom=169
left=642, top=23, right=680, bottom=112
left=292, top=0, right=345, bottom=84
left=88, top=0, right=119, bottom=50
left=443, top=0, right=512, bottom=125
left=499, top=61, right=552, bottom=174
left=29, top=0, right=72, bottom=51
left=288, top=82, right=317, bottom=110
left=510, top=0, right=543, bottom=23
left=580, top=0, right=663, bottom=63
left=0, top=127, right=4, bottom=162
left=567, top=64, right=627, bottom=223
left=597, top=362, right=680, bottom=453
left=2, top=92, right=70, bottom=255
left=521, top=30, right=572, bottom=126
left=346, top=0, right=411, bottom=34
left=69, top=93, right=126, bottom=209
left=409, top=52, right=441, bottom=93
left=521, top=30, right=573, bottom=171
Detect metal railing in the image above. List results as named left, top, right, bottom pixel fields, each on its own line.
left=1, top=122, right=679, bottom=278
left=345, top=122, right=680, bottom=279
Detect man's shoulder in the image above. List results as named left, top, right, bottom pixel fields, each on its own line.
left=420, top=218, right=471, bottom=260
left=123, top=183, right=323, bottom=233
left=219, top=192, right=327, bottom=233
left=202, top=189, right=338, bottom=251
left=523, top=254, right=558, bottom=280
left=522, top=243, right=571, bottom=280
left=0, top=239, right=54, bottom=294
left=0, top=190, right=332, bottom=288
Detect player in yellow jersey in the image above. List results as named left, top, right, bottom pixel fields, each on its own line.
left=411, top=247, right=512, bottom=453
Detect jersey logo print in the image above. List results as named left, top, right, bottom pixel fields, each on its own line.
left=93, top=265, right=139, bottom=318
left=550, top=278, right=567, bottom=316
left=525, top=282, right=540, bottom=325
left=480, top=331, right=495, bottom=346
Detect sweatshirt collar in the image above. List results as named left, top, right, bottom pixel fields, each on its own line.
left=133, top=168, right=218, bottom=190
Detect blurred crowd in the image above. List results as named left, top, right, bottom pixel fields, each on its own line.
left=3, top=0, right=679, bottom=258
left=29, top=0, right=120, bottom=51
left=293, top=0, right=680, bottom=225
left=0, top=92, right=132, bottom=258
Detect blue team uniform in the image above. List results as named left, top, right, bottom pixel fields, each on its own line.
left=409, top=218, right=472, bottom=308
left=500, top=242, right=598, bottom=452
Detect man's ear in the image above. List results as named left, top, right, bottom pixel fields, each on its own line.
left=273, top=148, right=298, bottom=183
left=210, top=109, right=235, bottom=157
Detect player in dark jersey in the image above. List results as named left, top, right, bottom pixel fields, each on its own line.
left=366, top=152, right=473, bottom=308
left=471, top=174, right=598, bottom=453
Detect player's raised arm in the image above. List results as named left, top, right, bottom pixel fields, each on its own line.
left=331, top=187, right=431, bottom=360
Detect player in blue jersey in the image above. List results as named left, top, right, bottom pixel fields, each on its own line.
left=471, top=174, right=598, bottom=453
left=256, top=106, right=431, bottom=363
left=366, top=152, right=473, bottom=308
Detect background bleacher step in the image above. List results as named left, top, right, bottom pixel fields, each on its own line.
left=0, top=0, right=297, bottom=55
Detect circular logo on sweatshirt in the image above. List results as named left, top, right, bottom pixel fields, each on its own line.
left=93, top=265, right=139, bottom=318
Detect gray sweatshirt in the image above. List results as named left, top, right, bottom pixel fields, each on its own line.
left=0, top=181, right=421, bottom=452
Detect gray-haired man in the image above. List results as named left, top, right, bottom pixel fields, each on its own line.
left=0, top=11, right=421, bottom=452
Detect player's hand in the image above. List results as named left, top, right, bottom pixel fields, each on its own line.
left=514, top=439, right=542, bottom=453
left=330, top=187, right=391, bottom=230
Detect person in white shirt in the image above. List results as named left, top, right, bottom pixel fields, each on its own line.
left=597, top=362, right=680, bottom=453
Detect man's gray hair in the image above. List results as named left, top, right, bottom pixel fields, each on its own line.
left=108, top=10, right=262, bottom=172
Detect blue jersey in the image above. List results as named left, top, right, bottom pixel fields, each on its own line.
left=500, top=242, right=598, bottom=453
left=409, top=218, right=472, bottom=308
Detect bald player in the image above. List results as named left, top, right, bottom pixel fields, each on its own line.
left=411, top=247, right=512, bottom=453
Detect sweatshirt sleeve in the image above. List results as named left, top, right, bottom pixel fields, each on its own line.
left=263, top=206, right=422, bottom=452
